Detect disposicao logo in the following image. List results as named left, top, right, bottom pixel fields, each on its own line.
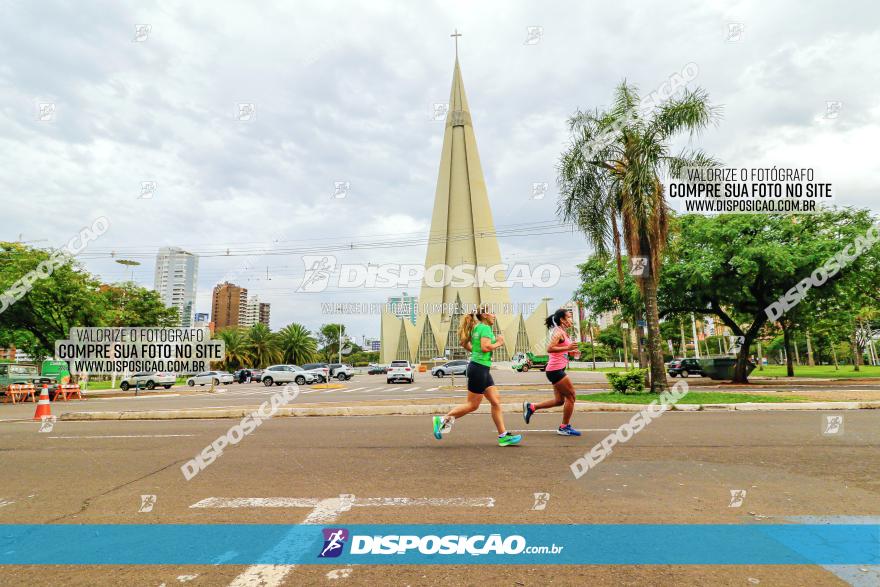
left=319, top=528, right=349, bottom=558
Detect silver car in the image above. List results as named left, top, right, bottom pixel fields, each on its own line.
left=431, top=360, right=468, bottom=377
left=120, top=371, right=176, bottom=391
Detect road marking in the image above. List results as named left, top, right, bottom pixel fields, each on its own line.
left=399, top=386, right=420, bottom=392
left=427, top=387, right=440, bottom=391
left=194, top=496, right=495, bottom=509
left=47, top=434, right=197, bottom=439
left=507, top=428, right=620, bottom=433
left=227, top=495, right=353, bottom=587
left=345, top=387, right=367, bottom=393
left=0, top=499, right=14, bottom=509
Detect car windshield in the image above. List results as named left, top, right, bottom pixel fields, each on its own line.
left=391, top=361, right=408, bottom=367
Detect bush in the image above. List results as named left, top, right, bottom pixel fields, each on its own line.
left=606, top=369, right=647, bottom=394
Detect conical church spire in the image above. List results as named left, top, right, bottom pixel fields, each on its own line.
left=418, top=56, right=510, bottom=315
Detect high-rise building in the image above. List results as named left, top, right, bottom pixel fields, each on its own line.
left=212, top=282, right=248, bottom=330
left=259, top=302, right=271, bottom=327
left=380, top=53, right=547, bottom=363
left=240, top=295, right=271, bottom=328
left=154, top=247, right=199, bottom=327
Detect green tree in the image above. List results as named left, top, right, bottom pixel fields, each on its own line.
left=277, top=323, right=317, bottom=365
left=318, top=323, right=346, bottom=362
left=0, top=243, right=106, bottom=356
left=247, top=323, right=281, bottom=368
left=658, top=210, right=878, bottom=382
left=558, top=81, right=720, bottom=391
left=215, top=327, right=252, bottom=371
left=97, top=282, right=179, bottom=327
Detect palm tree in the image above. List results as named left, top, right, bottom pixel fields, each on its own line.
left=558, top=81, right=720, bottom=392
left=277, top=323, right=317, bottom=365
left=247, top=323, right=281, bottom=368
left=215, top=327, right=252, bottom=371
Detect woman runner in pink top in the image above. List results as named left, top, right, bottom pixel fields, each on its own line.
left=522, top=308, right=581, bottom=436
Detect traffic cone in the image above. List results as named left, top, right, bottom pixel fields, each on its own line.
left=33, top=385, right=52, bottom=420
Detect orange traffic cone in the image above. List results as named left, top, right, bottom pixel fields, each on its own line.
left=33, top=385, right=52, bottom=420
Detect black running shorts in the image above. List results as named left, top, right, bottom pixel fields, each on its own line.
left=466, top=362, right=494, bottom=394
left=546, top=368, right=567, bottom=384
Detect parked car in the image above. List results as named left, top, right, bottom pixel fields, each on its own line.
left=302, top=363, right=331, bottom=383
left=120, top=371, right=175, bottom=391
left=387, top=360, right=415, bottom=384
left=261, top=364, right=316, bottom=386
left=187, top=371, right=234, bottom=386
left=667, top=358, right=704, bottom=378
left=233, top=368, right=263, bottom=383
left=328, top=363, right=355, bottom=381
left=431, top=360, right=468, bottom=377
left=367, top=364, right=387, bottom=375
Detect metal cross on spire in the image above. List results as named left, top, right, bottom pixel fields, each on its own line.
left=450, top=29, right=462, bottom=58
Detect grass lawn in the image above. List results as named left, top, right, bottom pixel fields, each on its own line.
left=576, top=391, right=813, bottom=404
left=752, top=365, right=880, bottom=378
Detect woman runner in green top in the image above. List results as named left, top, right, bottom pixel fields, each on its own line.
left=432, top=305, right=522, bottom=446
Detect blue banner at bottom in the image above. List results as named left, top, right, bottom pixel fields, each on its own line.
left=1, top=524, right=877, bottom=565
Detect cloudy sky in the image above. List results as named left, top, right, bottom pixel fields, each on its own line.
left=2, top=0, right=878, bottom=341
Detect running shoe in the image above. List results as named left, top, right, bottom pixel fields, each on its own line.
left=557, top=424, right=581, bottom=436
left=523, top=401, right=535, bottom=424
left=432, top=416, right=444, bottom=440
left=497, top=432, right=522, bottom=446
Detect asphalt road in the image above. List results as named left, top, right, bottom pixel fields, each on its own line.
left=1, top=410, right=878, bottom=585
left=4, top=369, right=880, bottom=421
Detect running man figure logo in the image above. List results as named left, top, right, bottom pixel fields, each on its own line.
left=431, top=102, right=449, bottom=121
left=237, top=103, right=256, bottom=122
left=531, top=182, right=548, bottom=200
left=37, top=103, right=56, bottom=122
left=630, top=256, right=648, bottom=277
left=823, top=415, right=843, bottom=435
left=523, top=26, right=544, bottom=45
left=38, top=415, right=56, bottom=433
left=332, top=181, right=351, bottom=199
left=824, top=101, right=843, bottom=119
left=728, top=489, right=747, bottom=508
left=531, top=492, right=550, bottom=511
left=139, top=494, right=157, bottom=512
left=139, top=181, right=157, bottom=199
left=726, top=22, right=744, bottom=42
left=133, top=24, right=152, bottom=42
left=319, top=528, right=349, bottom=558
left=298, top=255, right=337, bottom=292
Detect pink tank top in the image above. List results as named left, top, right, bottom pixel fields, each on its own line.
left=546, top=326, right=570, bottom=371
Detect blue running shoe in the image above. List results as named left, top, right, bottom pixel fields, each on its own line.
left=523, top=401, right=535, bottom=424
left=557, top=424, right=581, bottom=436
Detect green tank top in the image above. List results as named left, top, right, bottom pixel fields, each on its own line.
left=470, top=322, right=495, bottom=367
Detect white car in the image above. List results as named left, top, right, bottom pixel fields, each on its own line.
left=187, top=371, right=233, bottom=387
left=387, top=360, right=415, bottom=384
left=120, top=371, right=176, bottom=391
left=261, top=364, right=316, bottom=386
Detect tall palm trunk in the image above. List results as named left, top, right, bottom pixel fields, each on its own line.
left=641, top=271, right=667, bottom=392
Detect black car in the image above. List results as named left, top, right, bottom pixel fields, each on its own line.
left=667, top=358, right=704, bottom=378
left=367, top=364, right=387, bottom=375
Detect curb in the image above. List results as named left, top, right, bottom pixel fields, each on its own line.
left=57, top=400, right=880, bottom=421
